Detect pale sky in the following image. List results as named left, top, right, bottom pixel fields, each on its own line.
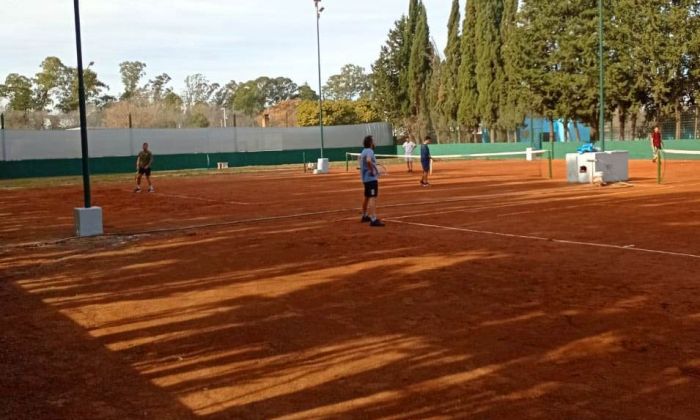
left=1, top=0, right=450, bottom=96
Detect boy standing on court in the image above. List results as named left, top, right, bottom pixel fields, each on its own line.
left=420, top=136, right=432, bottom=187
left=402, top=136, right=417, bottom=172
left=134, top=142, right=155, bottom=193
left=651, top=126, right=663, bottom=163
left=360, top=135, right=385, bottom=227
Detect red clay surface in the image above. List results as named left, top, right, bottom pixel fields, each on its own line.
left=1, top=159, right=700, bottom=419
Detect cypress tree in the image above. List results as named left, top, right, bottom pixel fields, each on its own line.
left=400, top=0, right=421, bottom=118
left=372, top=17, right=409, bottom=127
left=498, top=0, right=524, bottom=141
left=474, top=0, right=504, bottom=142
left=407, top=2, right=433, bottom=138
left=428, top=52, right=446, bottom=142
left=442, top=0, right=462, bottom=133
left=458, top=0, right=479, bottom=141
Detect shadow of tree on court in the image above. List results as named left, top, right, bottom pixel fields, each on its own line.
left=0, top=279, right=196, bottom=420
left=3, top=162, right=700, bottom=419
left=3, top=204, right=700, bottom=419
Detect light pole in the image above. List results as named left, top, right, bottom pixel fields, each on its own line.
left=72, top=0, right=102, bottom=236
left=314, top=0, right=325, bottom=159
left=598, top=0, right=605, bottom=151
left=221, top=107, right=227, bottom=128
left=74, top=0, right=91, bottom=209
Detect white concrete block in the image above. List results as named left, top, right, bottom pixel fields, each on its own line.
left=316, top=158, right=330, bottom=174
left=569, top=151, right=629, bottom=184
left=74, top=207, right=103, bottom=237
left=566, top=153, right=580, bottom=183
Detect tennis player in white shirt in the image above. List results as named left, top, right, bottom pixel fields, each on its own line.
left=402, top=136, right=417, bottom=173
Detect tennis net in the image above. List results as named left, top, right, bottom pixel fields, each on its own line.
left=345, top=149, right=552, bottom=179
left=658, top=148, right=700, bottom=184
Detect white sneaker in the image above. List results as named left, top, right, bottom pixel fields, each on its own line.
left=148, top=186, right=155, bottom=193
left=134, top=187, right=141, bottom=193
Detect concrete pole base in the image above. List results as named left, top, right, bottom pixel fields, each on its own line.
left=315, top=158, right=330, bottom=174
left=74, top=207, right=103, bottom=237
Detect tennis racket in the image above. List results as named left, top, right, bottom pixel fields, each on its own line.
left=375, top=163, right=388, bottom=177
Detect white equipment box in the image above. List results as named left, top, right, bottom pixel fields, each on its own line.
left=566, top=151, right=629, bottom=184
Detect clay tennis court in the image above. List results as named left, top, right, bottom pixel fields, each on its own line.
left=2, top=159, right=700, bottom=419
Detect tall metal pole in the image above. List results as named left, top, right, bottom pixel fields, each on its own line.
left=1, top=113, right=6, bottom=162
left=315, top=0, right=325, bottom=158
left=73, top=0, right=91, bottom=208
left=598, top=0, right=605, bottom=151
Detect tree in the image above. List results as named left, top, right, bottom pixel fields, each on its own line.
left=0, top=74, right=35, bottom=111
left=213, top=80, right=238, bottom=108
left=61, top=67, right=109, bottom=113
left=458, top=0, right=479, bottom=141
left=511, top=0, right=558, bottom=140
left=119, top=61, right=147, bottom=100
left=146, top=73, right=172, bottom=103
left=163, top=91, right=183, bottom=110
left=497, top=0, right=525, bottom=140
left=407, top=2, right=433, bottom=138
left=428, top=50, right=448, bottom=141
left=353, top=99, right=382, bottom=123
left=34, top=56, right=71, bottom=110
left=372, top=17, right=408, bottom=126
left=297, top=99, right=380, bottom=126
left=297, top=83, right=319, bottom=101
left=399, top=0, right=421, bottom=117
left=263, top=77, right=298, bottom=106
left=183, top=74, right=216, bottom=109
left=185, top=111, right=210, bottom=128
left=475, top=0, right=504, bottom=142
left=323, top=64, right=371, bottom=100
left=639, top=0, right=700, bottom=139
left=233, top=80, right=265, bottom=116
left=441, top=0, right=462, bottom=129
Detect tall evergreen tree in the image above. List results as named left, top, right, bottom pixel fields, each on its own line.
left=474, top=0, right=504, bottom=142
left=497, top=0, right=524, bottom=141
left=606, top=0, right=651, bottom=140
left=428, top=52, right=446, bottom=142
left=458, top=0, right=479, bottom=141
left=407, top=2, right=433, bottom=138
left=400, top=0, right=421, bottom=118
left=372, top=17, right=408, bottom=127
left=515, top=0, right=601, bottom=140
left=441, top=0, right=462, bottom=133
left=640, top=0, right=700, bottom=139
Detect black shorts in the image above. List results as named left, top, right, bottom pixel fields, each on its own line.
left=421, top=160, right=430, bottom=171
left=138, top=167, right=152, bottom=176
left=364, top=181, right=379, bottom=198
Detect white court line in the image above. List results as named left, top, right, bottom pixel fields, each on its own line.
left=388, top=219, right=700, bottom=260
left=386, top=184, right=667, bottom=221
left=152, top=192, right=250, bottom=206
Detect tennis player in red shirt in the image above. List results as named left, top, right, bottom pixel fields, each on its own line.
left=651, top=126, right=663, bottom=163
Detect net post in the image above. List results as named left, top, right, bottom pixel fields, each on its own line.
left=548, top=149, right=553, bottom=179
left=303, top=152, right=306, bottom=173
left=657, top=151, right=662, bottom=184
left=345, top=152, right=349, bottom=172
